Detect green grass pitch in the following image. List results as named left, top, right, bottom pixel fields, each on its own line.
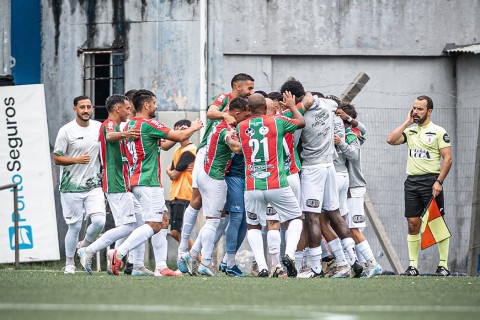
left=1, top=268, right=479, bottom=320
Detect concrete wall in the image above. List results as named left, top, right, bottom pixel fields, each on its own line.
left=40, top=0, right=480, bottom=272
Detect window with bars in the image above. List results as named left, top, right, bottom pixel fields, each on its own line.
left=83, top=51, right=124, bottom=121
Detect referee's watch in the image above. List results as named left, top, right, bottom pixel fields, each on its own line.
left=436, top=179, right=444, bottom=185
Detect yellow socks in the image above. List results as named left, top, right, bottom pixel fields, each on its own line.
left=437, top=237, right=450, bottom=269
left=407, top=233, right=421, bottom=268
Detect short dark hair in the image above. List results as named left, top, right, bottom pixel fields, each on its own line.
left=132, top=89, right=155, bottom=112
left=267, top=92, right=283, bottom=101
left=280, top=80, right=305, bottom=98
left=417, top=95, right=434, bottom=110
left=125, top=89, right=138, bottom=102
left=229, top=97, right=248, bottom=112
left=73, top=95, right=90, bottom=106
left=105, top=94, right=128, bottom=113
left=311, top=91, right=325, bottom=98
left=231, top=73, right=254, bottom=88
left=174, top=119, right=191, bottom=129
left=254, top=90, right=268, bottom=98
left=338, top=102, right=358, bottom=121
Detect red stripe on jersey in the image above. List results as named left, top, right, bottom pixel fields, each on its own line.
left=266, top=118, right=280, bottom=189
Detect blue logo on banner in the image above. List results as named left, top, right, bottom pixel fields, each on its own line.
left=9, top=226, right=33, bottom=250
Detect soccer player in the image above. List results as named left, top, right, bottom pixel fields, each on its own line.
left=77, top=94, right=140, bottom=274
left=237, top=92, right=305, bottom=278
left=54, top=96, right=105, bottom=274
left=284, top=79, right=356, bottom=279
left=387, top=95, right=452, bottom=276
left=177, top=73, right=254, bottom=269
left=182, top=97, right=250, bottom=276
left=107, top=89, right=203, bottom=276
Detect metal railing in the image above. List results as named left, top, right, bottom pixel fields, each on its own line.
left=0, top=183, right=19, bottom=269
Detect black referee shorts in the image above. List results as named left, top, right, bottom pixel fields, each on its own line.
left=169, top=200, right=189, bottom=232
left=404, top=173, right=445, bottom=218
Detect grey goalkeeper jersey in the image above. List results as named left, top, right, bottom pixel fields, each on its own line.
left=300, top=97, right=338, bottom=166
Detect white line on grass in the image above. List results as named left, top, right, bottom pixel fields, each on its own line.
left=0, top=303, right=478, bottom=316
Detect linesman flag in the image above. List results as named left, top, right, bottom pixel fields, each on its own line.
left=420, top=197, right=451, bottom=250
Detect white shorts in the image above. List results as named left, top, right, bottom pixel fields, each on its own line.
left=287, top=172, right=301, bottom=202
left=346, top=186, right=367, bottom=229
left=191, top=146, right=206, bottom=189
left=245, top=187, right=302, bottom=226
left=300, top=166, right=339, bottom=213
left=198, top=168, right=227, bottom=218
left=132, top=186, right=168, bottom=223
left=105, top=192, right=140, bottom=226
left=336, top=171, right=349, bottom=216
left=60, top=187, right=105, bottom=225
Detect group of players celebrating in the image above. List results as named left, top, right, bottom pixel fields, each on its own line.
left=55, top=73, right=382, bottom=279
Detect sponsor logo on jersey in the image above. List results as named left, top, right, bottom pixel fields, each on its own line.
left=443, top=133, right=450, bottom=143
left=248, top=164, right=274, bottom=171
left=409, top=149, right=431, bottom=159
left=247, top=211, right=258, bottom=220
left=245, top=127, right=254, bottom=136
left=259, top=126, right=269, bottom=135
left=216, top=94, right=226, bottom=102
left=107, top=121, right=114, bottom=130
left=251, top=171, right=271, bottom=179
left=306, top=199, right=320, bottom=208
left=352, top=215, right=365, bottom=223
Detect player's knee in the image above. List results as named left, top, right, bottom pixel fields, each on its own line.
left=90, top=213, right=106, bottom=230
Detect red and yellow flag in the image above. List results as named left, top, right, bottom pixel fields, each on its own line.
left=420, top=198, right=451, bottom=250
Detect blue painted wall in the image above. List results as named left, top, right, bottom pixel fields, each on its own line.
left=11, top=0, right=41, bottom=84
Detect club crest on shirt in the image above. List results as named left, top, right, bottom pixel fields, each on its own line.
left=424, top=132, right=436, bottom=145
left=259, top=126, right=269, bottom=135
left=245, top=127, right=255, bottom=136
left=251, top=171, right=271, bottom=179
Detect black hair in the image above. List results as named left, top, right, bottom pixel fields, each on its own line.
left=174, top=119, right=191, bottom=129
left=417, top=95, right=434, bottom=110
left=125, top=89, right=138, bottom=102
left=254, top=90, right=268, bottom=98
left=311, top=91, right=325, bottom=98
left=73, top=95, right=90, bottom=106
left=229, top=97, right=248, bottom=112
left=105, top=94, right=128, bottom=113
left=338, top=102, right=358, bottom=121
left=132, top=89, right=155, bottom=112
left=267, top=92, right=283, bottom=101
left=231, top=73, right=254, bottom=88
left=280, top=80, right=306, bottom=98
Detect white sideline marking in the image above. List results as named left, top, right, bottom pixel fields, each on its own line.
left=0, top=303, right=478, bottom=316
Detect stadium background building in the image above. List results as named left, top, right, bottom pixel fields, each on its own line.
left=4, top=0, right=480, bottom=274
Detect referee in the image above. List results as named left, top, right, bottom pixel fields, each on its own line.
left=387, top=95, right=452, bottom=276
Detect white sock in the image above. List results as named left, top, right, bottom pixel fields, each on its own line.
left=82, top=214, right=106, bottom=247
left=152, top=229, right=169, bottom=270
left=303, top=247, right=310, bottom=267
left=329, top=238, right=348, bottom=267
left=200, top=219, right=221, bottom=266
left=190, top=228, right=204, bottom=259
left=341, top=237, right=358, bottom=266
left=267, top=229, right=281, bottom=266
left=88, top=223, right=135, bottom=254
left=309, top=246, right=322, bottom=273
left=320, top=239, right=331, bottom=258
left=117, top=224, right=154, bottom=258
left=226, top=253, right=236, bottom=268
left=247, top=229, right=268, bottom=271
left=213, top=216, right=228, bottom=246
left=178, top=205, right=199, bottom=253
left=295, top=251, right=303, bottom=272
left=285, top=219, right=302, bottom=259
left=356, top=240, right=376, bottom=266
left=65, top=220, right=82, bottom=259
left=132, top=243, right=146, bottom=268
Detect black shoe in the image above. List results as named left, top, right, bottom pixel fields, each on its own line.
left=433, top=266, right=450, bottom=276
left=282, top=254, right=297, bottom=278
left=124, top=262, right=134, bottom=275
left=322, top=255, right=334, bottom=263
left=400, top=266, right=419, bottom=276
left=352, top=261, right=363, bottom=278
left=257, top=269, right=269, bottom=277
